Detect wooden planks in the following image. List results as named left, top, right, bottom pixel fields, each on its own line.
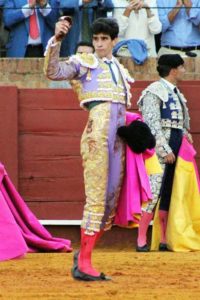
left=18, top=89, right=86, bottom=219
left=0, top=86, right=18, bottom=186
left=27, top=201, right=84, bottom=219
left=2, top=81, right=199, bottom=220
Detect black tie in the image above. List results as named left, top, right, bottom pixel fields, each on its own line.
left=174, top=87, right=178, bottom=94
left=105, top=61, right=117, bottom=85
left=174, top=86, right=185, bottom=117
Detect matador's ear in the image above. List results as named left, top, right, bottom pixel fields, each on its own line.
left=117, top=120, right=156, bottom=154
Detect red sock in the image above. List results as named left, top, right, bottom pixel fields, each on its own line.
left=159, top=210, right=168, bottom=244
left=137, top=211, right=153, bottom=247
left=78, top=229, right=103, bottom=277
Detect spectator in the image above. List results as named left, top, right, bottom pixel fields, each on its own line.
left=0, top=1, right=3, bottom=54
left=59, top=0, right=113, bottom=57
left=113, top=0, right=162, bottom=57
left=157, top=0, right=200, bottom=57
left=75, top=40, right=95, bottom=53
left=3, top=0, right=59, bottom=57
left=0, top=0, right=8, bottom=57
left=81, top=0, right=113, bottom=42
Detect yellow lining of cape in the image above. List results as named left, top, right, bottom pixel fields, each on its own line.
left=145, top=154, right=163, bottom=175
left=151, top=156, right=200, bottom=252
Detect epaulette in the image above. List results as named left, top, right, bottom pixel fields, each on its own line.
left=68, top=53, right=98, bottom=69
left=137, top=81, right=169, bottom=105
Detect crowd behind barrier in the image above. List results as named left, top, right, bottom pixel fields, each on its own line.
left=0, top=1, right=200, bottom=59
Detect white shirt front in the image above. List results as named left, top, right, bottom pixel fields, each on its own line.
left=103, top=57, right=119, bottom=83
left=161, top=78, right=176, bottom=93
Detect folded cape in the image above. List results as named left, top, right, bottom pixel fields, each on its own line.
left=0, top=163, right=72, bottom=262
left=114, top=112, right=162, bottom=227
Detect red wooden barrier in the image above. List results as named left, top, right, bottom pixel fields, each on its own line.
left=0, top=86, right=18, bottom=187
left=0, top=82, right=200, bottom=220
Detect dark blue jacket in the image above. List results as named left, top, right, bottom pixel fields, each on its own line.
left=3, top=0, right=59, bottom=57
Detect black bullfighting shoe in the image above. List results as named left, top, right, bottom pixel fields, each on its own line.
left=136, top=244, right=150, bottom=252
left=73, top=250, right=79, bottom=268
left=71, top=264, right=111, bottom=282
left=71, top=250, right=111, bottom=281
left=159, top=243, right=169, bottom=251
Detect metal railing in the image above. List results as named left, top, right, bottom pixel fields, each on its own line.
left=1, top=4, right=200, bottom=57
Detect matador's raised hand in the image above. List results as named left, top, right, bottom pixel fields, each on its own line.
left=55, top=17, right=72, bottom=42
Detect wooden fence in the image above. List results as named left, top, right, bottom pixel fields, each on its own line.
left=0, top=81, right=200, bottom=220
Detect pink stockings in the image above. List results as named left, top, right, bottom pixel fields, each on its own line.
left=158, top=210, right=168, bottom=244
left=137, top=209, right=169, bottom=247
left=137, top=211, right=154, bottom=247
left=78, top=229, right=103, bottom=276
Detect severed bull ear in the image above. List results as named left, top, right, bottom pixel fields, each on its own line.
left=117, top=120, right=156, bottom=154
left=59, top=16, right=73, bottom=26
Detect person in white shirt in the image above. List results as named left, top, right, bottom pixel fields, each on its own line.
left=113, top=0, right=162, bottom=57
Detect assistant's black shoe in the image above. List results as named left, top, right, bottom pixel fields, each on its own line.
left=159, top=243, right=168, bottom=251
left=136, top=244, right=149, bottom=252
left=71, top=265, right=112, bottom=281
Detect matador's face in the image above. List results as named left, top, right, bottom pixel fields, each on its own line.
left=174, top=65, right=186, bottom=81
left=92, top=33, right=118, bottom=59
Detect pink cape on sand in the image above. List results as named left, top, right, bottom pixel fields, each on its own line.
left=0, top=163, right=72, bottom=262
left=115, top=112, right=154, bottom=226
